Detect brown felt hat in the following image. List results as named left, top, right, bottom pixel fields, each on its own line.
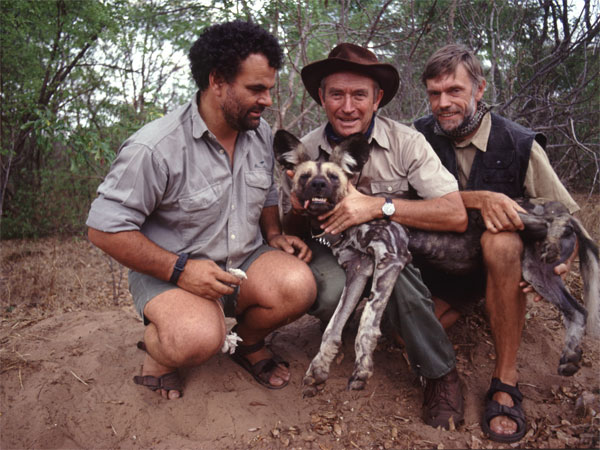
left=301, top=43, right=400, bottom=108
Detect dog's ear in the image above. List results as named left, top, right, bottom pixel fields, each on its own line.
left=329, top=133, right=370, bottom=174
left=273, top=129, right=312, bottom=170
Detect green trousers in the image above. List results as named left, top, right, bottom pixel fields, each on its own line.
left=307, top=240, right=456, bottom=379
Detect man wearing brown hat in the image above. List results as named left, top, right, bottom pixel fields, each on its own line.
left=279, top=43, right=468, bottom=429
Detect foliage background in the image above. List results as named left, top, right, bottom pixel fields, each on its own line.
left=1, top=0, right=598, bottom=239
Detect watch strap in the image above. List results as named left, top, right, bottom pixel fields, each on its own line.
left=169, top=253, right=189, bottom=285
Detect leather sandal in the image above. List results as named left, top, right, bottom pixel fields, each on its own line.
left=481, top=378, right=526, bottom=443
left=228, top=327, right=290, bottom=389
left=133, top=341, right=183, bottom=397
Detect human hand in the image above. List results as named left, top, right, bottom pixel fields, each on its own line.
left=520, top=236, right=578, bottom=301
left=319, top=184, right=380, bottom=235
left=480, top=192, right=527, bottom=233
left=267, top=233, right=312, bottom=263
left=178, top=259, right=242, bottom=301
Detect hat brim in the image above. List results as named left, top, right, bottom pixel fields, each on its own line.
left=301, top=58, right=400, bottom=108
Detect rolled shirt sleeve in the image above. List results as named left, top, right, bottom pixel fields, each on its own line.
left=87, top=143, right=168, bottom=232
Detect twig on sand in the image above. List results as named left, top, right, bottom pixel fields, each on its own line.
left=69, top=370, right=89, bottom=386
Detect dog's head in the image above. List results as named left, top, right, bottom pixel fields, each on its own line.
left=273, top=129, right=370, bottom=216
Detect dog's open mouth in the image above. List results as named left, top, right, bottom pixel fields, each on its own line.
left=304, top=197, right=334, bottom=215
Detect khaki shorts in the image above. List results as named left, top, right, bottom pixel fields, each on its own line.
left=128, top=244, right=276, bottom=325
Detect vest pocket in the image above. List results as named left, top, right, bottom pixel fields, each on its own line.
left=481, top=150, right=516, bottom=184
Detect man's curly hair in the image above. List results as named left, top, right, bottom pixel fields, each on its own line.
left=189, top=20, right=283, bottom=91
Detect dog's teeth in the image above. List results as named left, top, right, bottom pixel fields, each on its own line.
left=304, top=200, right=310, bottom=209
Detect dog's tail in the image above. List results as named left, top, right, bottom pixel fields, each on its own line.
left=572, top=217, right=600, bottom=338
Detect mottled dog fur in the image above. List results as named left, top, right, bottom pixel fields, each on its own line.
left=274, top=130, right=599, bottom=396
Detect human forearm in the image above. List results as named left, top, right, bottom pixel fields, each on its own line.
left=260, top=205, right=312, bottom=262
left=87, top=227, right=241, bottom=299
left=87, top=228, right=177, bottom=281
left=320, top=189, right=467, bottom=234
left=459, top=190, right=496, bottom=210
left=390, top=191, right=468, bottom=232
left=281, top=209, right=310, bottom=238
left=259, top=205, right=284, bottom=242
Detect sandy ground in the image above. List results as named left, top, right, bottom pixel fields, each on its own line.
left=1, top=195, right=599, bottom=449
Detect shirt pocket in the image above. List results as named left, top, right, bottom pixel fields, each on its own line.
left=370, top=179, right=409, bottom=198
left=179, top=184, right=222, bottom=244
left=245, top=170, right=271, bottom=224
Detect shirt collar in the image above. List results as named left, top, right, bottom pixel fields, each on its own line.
left=191, top=91, right=209, bottom=139
left=370, top=116, right=390, bottom=151
left=319, top=115, right=389, bottom=153
left=454, top=112, right=491, bottom=152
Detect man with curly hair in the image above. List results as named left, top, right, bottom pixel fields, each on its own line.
left=87, top=21, right=316, bottom=398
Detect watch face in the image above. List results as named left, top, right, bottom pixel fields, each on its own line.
left=382, top=201, right=395, bottom=216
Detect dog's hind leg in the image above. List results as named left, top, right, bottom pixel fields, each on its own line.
left=348, top=261, right=404, bottom=391
left=302, top=253, right=373, bottom=397
left=521, top=218, right=588, bottom=376
left=558, top=311, right=585, bottom=376
left=571, top=217, right=600, bottom=338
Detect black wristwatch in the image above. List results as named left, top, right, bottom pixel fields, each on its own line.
left=169, top=253, right=189, bottom=285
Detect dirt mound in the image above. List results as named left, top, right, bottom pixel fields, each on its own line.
left=1, top=194, right=599, bottom=449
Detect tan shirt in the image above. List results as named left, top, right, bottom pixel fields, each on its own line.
left=453, top=113, right=579, bottom=213
left=278, top=116, right=459, bottom=214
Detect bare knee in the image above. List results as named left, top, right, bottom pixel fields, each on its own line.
left=481, top=231, right=523, bottom=269
left=275, top=262, right=317, bottom=313
left=158, top=317, right=226, bottom=367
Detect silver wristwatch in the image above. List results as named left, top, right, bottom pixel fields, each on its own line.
left=381, top=197, right=395, bottom=220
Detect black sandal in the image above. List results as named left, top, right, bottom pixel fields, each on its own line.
left=133, top=341, right=183, bottom=397
left=481, top=378, right=526, bottom=443
left=228, top=327, right=290, bottom=389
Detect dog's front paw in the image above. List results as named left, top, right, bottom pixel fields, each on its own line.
left=558, top=346, right=582, bottom=376
left=347, top=376, right=367, bottom=391
left=302, top=376, right=321, bottom=398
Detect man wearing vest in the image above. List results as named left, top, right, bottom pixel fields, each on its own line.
left=414, top=44, right=579, bottom=443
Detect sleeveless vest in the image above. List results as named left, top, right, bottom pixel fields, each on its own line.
left=414, top=113, right=546, bottom=198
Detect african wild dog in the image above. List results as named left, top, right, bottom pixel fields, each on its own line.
left=274, top=129, right=599, bottom=396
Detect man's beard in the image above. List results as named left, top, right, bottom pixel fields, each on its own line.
left=454, top=95, right=477, bottom=130
left=434, top=97, right=490, bottom=139
left=222, top=89, right=264, bottom=131
left=437, top=93, right=477, bottom=133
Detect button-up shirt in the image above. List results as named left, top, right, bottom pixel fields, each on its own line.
left=279, top=115, right=458, bottom=214
left=86, top=93, right=278, bottom=270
